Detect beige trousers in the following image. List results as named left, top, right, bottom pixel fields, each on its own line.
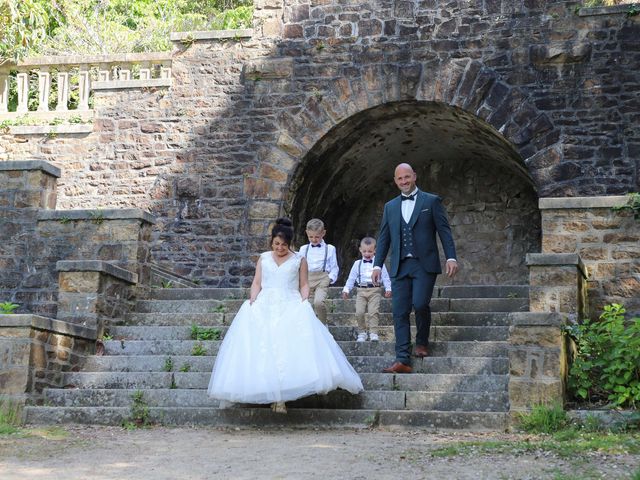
left=355, top=288, right=382, bottom=334
left=308, top=271, right=331, bottom=324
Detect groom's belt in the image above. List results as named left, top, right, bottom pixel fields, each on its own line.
left=357, top=283, right=377, bottom=288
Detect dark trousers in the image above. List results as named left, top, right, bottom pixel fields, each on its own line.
left=390, top=258, right=437, bottom=365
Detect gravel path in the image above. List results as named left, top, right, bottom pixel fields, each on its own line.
left=1, top=425, right=638, bottom=480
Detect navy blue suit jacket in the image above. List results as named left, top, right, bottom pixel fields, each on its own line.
left=374, top=190, right=457, bottom=277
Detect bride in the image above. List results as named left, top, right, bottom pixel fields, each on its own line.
left=208, top=218, right=363, bottom=413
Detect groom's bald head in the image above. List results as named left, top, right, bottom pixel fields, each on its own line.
left=394, top=163, right=417, bottom=195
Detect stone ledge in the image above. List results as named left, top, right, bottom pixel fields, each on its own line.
left=539, top=196, right=629, bottom=209
left=92, top=78, right=172, bottom=91
left=0, top=314, right=97, bottom=340
left=1, top=52, right=172, bottom=69
left=9, top=124, right=93, bottom=135
left=507, top=312, right=566, bottom=327
left=526, top=253, right=588, bottom=278
left=0, top=111, right=94, bottom=122
left=38, top=208, right=156, bottom=225
left=56, top=260, right=138, bottom=284
left=0, top=160, right=61, bottom=177
left=170, top=29, right=253, bottom=41
left=578, top=4, right=639, bottom=16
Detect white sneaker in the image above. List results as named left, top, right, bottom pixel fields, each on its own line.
left=369, top=333, right=379, bottom=342
left=356, top=332, right=367, bottom=342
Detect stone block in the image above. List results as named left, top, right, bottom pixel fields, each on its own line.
left=529, top=266, right=576, bottom=286
left=0, top=368, right=29, bottom=394
left=509, top=379, right=563, bottom=409
left=59, top=272, right=101, bottom=293
left=509, top=325, right=562, bottom=348
left=248, top=201, right=280, bottom=220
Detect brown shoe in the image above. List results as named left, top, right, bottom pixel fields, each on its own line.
left=414, top=345, right=428, bottom=358
left=382, top=362, right=412, bottom=374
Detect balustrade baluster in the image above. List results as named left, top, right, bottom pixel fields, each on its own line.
left=139, top=62, right=151, bottom=80
left=119, top=63, right=131, bottom=81
left=16, top=71, right=29, bottom=113
left=98, top=66, right=111, bottom=82
left=0, top=71, right=8, bottom=113
left=77, top=64, right=90, bottom=111
left=56, top=70, right=69, bottom=111
left=37, top=67, right=51, bottom=112
left=160, top=62, right=171, bottom=79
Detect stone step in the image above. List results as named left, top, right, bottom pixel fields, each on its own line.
left=81, top=355, right=509, bottom=375
left=42, top=388, right=508, bottom=412
left=123, top=311, right=515, bottom=327
left=108, top=325, right=509, bottom=342
left=24, top=406, right=510, bottom=430
left=146, top=285, right=529, bottom=301
left=59, top=372, right=508, bottom=392
left=133, top=297, right=528, bottom=314
left=124, top=313, right=228, bottom=326
left=101, top=339, right=508, bottom=357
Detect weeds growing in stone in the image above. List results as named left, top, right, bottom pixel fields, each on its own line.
left=0, top=301, right=19, bottom=314
left=163, top=357, right=174, bottom=372
left=190, top=325, right=221, bottom=341
left=191, top=342, right=207, bottom=356
left=122, top=390, right=150, bottom=429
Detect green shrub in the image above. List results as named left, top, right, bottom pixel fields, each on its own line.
left=566, top=304, right=640, bottom=408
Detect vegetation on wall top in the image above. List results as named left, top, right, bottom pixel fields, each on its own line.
left=0, top=0, right=253, bottom=62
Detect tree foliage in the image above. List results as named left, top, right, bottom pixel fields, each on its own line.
left=0, top=0, right=253, bottom=61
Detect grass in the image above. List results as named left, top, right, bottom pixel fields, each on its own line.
left=429, top=430, right=640, bottom=459
left=518, top=403, right=568, bottom=433
left=0, top=398, right=23, bottom=435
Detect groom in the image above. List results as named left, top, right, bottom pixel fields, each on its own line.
left=372, top=163, right=458, bottom=374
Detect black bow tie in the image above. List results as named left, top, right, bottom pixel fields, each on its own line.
left=311, top=244, right=322, bottom=248
left=401, top=193, right=416, bottom=201
left=362, top=259, right=373, bottom=263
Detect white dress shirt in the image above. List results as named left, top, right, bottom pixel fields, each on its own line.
left=401, top=187, right=419, bottom=223
left=343, top=257, right=391, bottom=293
left=300, top=240, right=339, bottom=283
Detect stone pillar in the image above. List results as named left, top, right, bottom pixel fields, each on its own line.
left=508, top=312, right=568, bottom=414
left=56, top=260, right=137, bottom=336
left=526, top=253, right=588, bottom=323
left=0, top=315, right=96, bottom=404
left=0, top=161, right=61, bottom=317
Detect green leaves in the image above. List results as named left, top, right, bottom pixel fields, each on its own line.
left=567, top=304, right=640, bottom=408
left=1, top=0, right=253, bottom=61
left=0, top=301, right=19, bottom=314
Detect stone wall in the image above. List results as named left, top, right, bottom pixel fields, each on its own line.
left=0, top=162, right=60, bottom=311
left=540, top=196, right=640, bottom=318
left=0, top=2, right=638, bottom=287
left=0, top=315, right=95, bottom=404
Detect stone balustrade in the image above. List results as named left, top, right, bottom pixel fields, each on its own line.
left=56, top=260, right=138, bottom=337
left=0, top=52, right=172, bottom=119
left=0, top=314, right=96, bottom=404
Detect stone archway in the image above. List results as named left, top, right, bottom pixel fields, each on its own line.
left=285, top=100, right=541, bottom=285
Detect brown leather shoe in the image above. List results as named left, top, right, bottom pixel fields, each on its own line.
left=382, top=362, right=412, bottom=374
left=414, top=344, right=428, bottom=358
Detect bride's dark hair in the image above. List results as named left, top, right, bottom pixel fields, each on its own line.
left=271, top=217, right=294, bottom=246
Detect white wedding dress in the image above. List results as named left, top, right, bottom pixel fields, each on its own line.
left=208, top=251, right=363, bottom=405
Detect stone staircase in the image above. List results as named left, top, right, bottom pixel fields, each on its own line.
left=25, top=285, right=529, bottom=430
